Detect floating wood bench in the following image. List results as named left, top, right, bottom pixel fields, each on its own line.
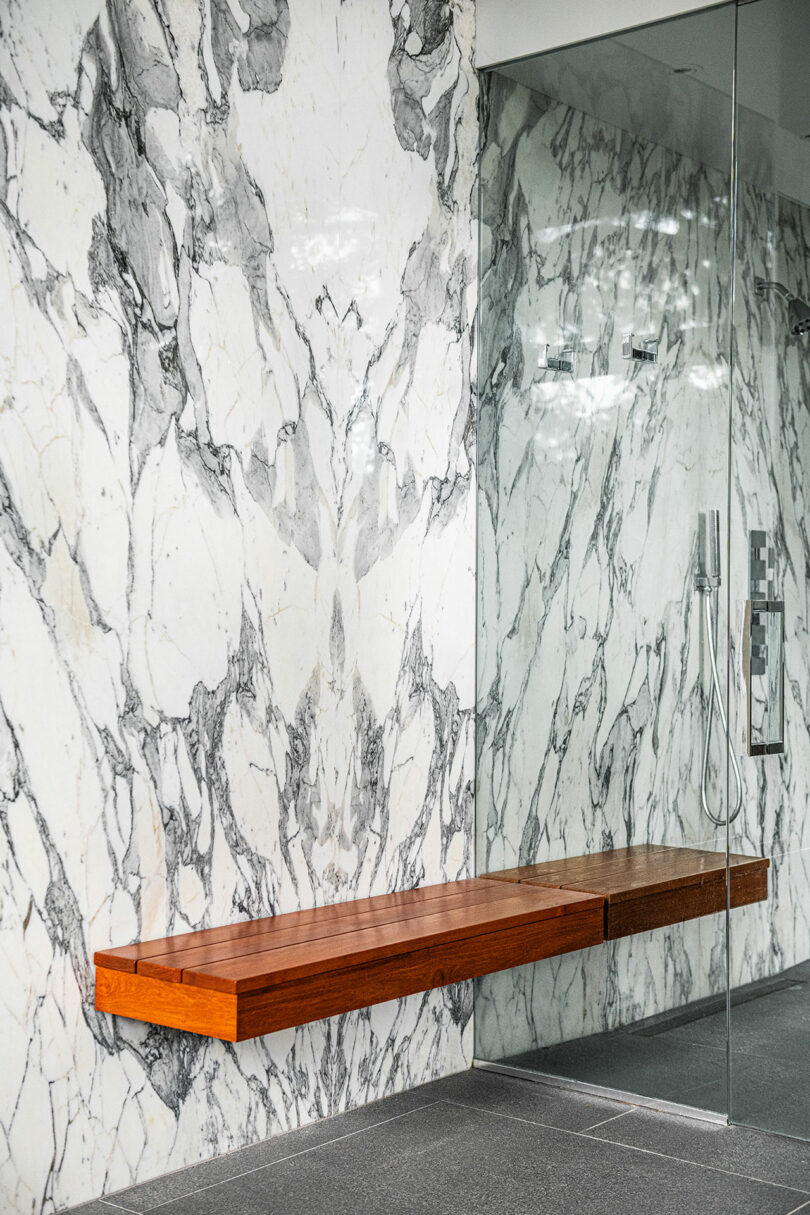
left=94, top=847, right=769, bottom=1041
left=94, top=879, right=604, bottom=1042
left=484, top=844, right=769, bottom=939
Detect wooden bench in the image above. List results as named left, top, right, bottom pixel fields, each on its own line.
left=94, top=879, right=604, bottom=1041
left=484, top=844, right=770, bottom=939
left=94, top=846, right=768, bottom=1041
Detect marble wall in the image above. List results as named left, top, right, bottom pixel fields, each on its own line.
left=727, top=182, right=810, bottom=995
left=0, top=2, right=477, bottom=1211
left=475, top=70, right=810, bottom=1060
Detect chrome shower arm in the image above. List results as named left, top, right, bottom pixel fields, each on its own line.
left=754, top=278, right=794, bottom=302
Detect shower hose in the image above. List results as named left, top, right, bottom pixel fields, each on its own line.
left=700, top=588, right=743, bottom=827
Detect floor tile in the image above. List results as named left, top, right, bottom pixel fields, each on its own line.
left=505, top=1029, right=728, bottom=1106
left=662, top=984, right=810, bottom=1060
left=590, top=1105, right=810, bottom=1192
left=63, top=1205, right=132, bottom=1215
left=102, top=1088, right=438, bottom=1212
left=425, top=1066, right=633, bottom=1131
left=784, top=961, right=810, bottom=983
left=495, top=963, right=810, bottom=1141
left=145, top=1101, right=808, bottom=1215
left=682, top=1053, right=810, bottom=1140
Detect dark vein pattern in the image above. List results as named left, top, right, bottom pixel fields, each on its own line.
left=0, top=2, right=476, bottom=1210
left=475, top=73, right=810, bottom=1061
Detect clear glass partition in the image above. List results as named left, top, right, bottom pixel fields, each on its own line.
left=726, top=0, right=810, bottom=1139
left=475, top=0, right=810, bottom=1143
left=475, top=5, right=738, bottom=1117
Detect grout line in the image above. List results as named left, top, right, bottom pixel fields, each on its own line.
left=574, top=1127, right=810, bottom=1197
left=441, top=1096, right=630, bottom=1140
left=141, top=1100, right=442, bottom=1211
left=579, top=1110, right=633, bottom=1134
left=576, top=1127, right=810, bottom=1196
left=784, top=1203, right=810, bottom=1215
left=442, top=1099, right=810, bottom=1198
left=99, top=1202, right=142, bottom=1214
left=99, top=1086, right=442, bottom=1205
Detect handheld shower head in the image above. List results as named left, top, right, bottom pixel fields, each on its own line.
left=696, top=509, right=721, bottom=591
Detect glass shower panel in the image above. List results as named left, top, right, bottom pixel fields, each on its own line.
left=728, top=0, right=810, bottom=1141
left=475, top=5, right=737, bottom=1109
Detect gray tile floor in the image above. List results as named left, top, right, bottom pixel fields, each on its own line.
left=507, top=959, right=810, bottom=1140
left=68, top=1068, right=810, bottom=1214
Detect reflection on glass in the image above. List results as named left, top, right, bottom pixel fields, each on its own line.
left=475, top=3, right=737, bottom=1115
left=727, top=0, right=810, bottom=1141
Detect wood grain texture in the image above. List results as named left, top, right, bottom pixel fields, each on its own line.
left=235, top=906, right=605, bottom=1039
left=94, top=909, right=604, bottom=1041
left=93, top=881, right=606, bottom=1041
left=485, top=845, right=768, bottom=903
left=94, top=879, right=484, bottom=973
left=603, top=866, right=769, bottom=938
left=484, top=845, right=770, bottom=940
left=183, top=885, right=603, bottom=995
left=136, top=881, right=570, bottom=984
left=94, top=966, right=238, bottom=1040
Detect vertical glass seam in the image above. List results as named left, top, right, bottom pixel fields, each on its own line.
left=725, top=0, right=741, bottom=1132
left=473, top=72, right=486, bottom=887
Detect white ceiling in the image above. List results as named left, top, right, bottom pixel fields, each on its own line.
left=475, top=0, right=723, bottom=69
left=496, top=0, right=810, bottom=208
left=621, top=0, right=810, bottom=137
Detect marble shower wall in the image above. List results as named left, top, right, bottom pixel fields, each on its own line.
left=475, top=70, right=810, bottom=1060
left=0, top=2, right=476, bottom=1211
left=726, top=185, right=810, bottom=993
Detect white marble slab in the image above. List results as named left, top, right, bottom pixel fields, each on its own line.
left=0, top=2, right=477, bottom=1210
left=476, top=71, right=810, bottom=1059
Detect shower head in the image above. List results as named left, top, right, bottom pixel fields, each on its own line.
left=696, top=509, right=721, bottom=592
left=754, top=277, right=810, bottom=337
left=787, top=296, right=810, bottom=336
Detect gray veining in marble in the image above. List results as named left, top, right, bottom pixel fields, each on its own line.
left=0, top=2, right=477, bottom=1211
left=475, top=69, right=810, bottom=1072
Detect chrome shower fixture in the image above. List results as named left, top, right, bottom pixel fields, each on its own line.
left=538, top=343, right=575, bottom=373
left=694, top=510, right=743, bottom=827
left=754, top=278, right=810, bottom=336
left=788, top=296, right=810, bottom=336
left=622, top=333, right=659, bottom=363
left=696, top=509, right=720, bottom=592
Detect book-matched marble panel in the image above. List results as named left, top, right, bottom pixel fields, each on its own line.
left=0, top=3, right=476, bottom=1210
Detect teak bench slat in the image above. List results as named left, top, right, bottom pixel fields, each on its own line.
left=95, top=880, right=481, bottom=974
left=93, top=846, right=769, bottom=1041
left=94, top=878, right=604, bottom=1040
left=178, top=884, right=599, bottom=995
left=484, top=844, right=770, bottom=939
left=131, top=882, right=555, bottom=985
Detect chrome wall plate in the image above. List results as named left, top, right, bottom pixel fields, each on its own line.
left=622, top=333, right=659, bottom=363
left=538, top=343, right=575, bottom=373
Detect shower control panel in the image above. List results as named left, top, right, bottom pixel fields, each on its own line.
left=742, top=529, right=784, bottom=756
